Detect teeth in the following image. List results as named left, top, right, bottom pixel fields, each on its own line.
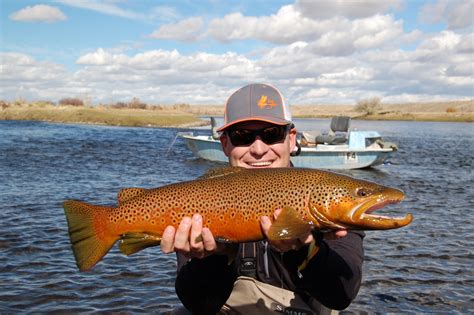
left=248, top=161, right=272, bottom=167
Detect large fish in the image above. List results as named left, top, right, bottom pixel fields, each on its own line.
left=63, top=167, right=412, bottom=271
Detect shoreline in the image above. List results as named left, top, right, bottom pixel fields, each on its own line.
left=0, top=100, right=472, bottom=128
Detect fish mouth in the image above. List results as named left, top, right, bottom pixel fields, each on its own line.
left=351, top=190, right=413, bottom=230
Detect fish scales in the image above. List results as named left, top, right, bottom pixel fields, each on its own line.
left=109, top=168, right=319, bottom=241
left=63, top=167, right=413, bottom=271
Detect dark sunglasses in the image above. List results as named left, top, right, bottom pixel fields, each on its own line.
left=226, top=125, right=290, bottom=146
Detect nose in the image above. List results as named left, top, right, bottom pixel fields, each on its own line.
left=249, top=137, right=269, bottom=156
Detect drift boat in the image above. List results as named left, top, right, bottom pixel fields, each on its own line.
left=181, top=116, right=398, bottom=170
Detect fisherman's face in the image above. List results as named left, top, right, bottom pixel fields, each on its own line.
left=220, top=121, right=297, bottom=168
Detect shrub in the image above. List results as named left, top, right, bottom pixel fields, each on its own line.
left=109, top=102, right=128, bottom=109
left=150, top=104, right=164, bottom=110
left=172, top=103, right=191, bottom=111
left=446, top=107, right=457, bottom=113
left=59, top=98, right=84, bottom=106
left=355, top=97, right=382, bottom=115
left=128, top=97, right=147, bottom=109
left=14, top=97, right=27, bottom=106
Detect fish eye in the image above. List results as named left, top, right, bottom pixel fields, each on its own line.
left=356, top=188, right=372, bottom=197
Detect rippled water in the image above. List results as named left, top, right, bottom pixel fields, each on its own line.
left=0, top=119, right=473, bottom=313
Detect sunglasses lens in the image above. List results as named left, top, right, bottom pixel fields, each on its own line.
left=228, top=129, right=254, bottom=146
left=228, top=125, right=288, bottom=146
left=260, top=126, right=285, bottom=144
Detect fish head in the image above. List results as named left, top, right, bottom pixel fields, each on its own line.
left=308, top=173, right=413, bottom=230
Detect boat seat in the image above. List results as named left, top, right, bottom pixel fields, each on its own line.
left=330, top=116, right=351, bottom=133
left=315, top=116, right=351, bottom=145
left=210, top=117, right=220, bottom=140
left=315, top=133, right=347, bottom=145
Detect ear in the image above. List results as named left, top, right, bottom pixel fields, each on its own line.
left=220, top=134, right=231, bottom=157
left=289, top=127, right=297, bottom=152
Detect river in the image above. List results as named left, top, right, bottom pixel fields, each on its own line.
left=0, top=119, right=472, bottom=313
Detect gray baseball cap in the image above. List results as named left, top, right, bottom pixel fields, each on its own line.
left=217, top=83, right=293, bottom=132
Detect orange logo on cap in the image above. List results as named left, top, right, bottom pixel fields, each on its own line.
left=257, top=95, right=277, bottom=109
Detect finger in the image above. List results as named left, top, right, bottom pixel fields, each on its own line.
left=260, top=216, right=272, bottom=236
left=273, top=208, right=282, bottom=220
left=201, top=227, right=217, bottom=252
left=300, top=232, right=314, bottom=245
left=190, top=214, right=204, bottom=250
left=335, top=230, right=348, bottom=238
left=174, top=217, right=192, bottom=251
left=160, top=226, right=176, bottom=254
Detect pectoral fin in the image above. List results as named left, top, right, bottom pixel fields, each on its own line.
left=118, top=232, right=161, bottom=256
left=267, top=206, right=311, bottom=241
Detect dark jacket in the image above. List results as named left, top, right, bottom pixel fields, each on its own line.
left=175, top=230, right=364, bottom=314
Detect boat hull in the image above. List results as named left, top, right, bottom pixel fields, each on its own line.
left=182, top=134, right=395, bottom=170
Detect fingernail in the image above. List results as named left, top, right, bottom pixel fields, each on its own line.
left=193, top=213, right=202, bottom=222
left=165, top=225, right=176, bottom=235
left=180, top=217, right=191, bottom=227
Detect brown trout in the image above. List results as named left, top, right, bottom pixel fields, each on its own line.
left=63, top=167, right=413, bottom=271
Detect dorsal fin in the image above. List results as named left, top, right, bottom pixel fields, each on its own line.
left=199, top=166, right=245, bottom=179
left=268, top=206, right=311, bottom=241
left=117, top=188, right=147, bottom=206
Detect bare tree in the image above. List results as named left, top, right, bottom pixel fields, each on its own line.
left=355, top=97, right=382, bottom=115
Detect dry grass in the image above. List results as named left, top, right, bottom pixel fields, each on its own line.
left=0, top=103, right=207, bottom=128
left=175, top=100, right=473, bottom=122
left=0, top=99, right=472, bottom=127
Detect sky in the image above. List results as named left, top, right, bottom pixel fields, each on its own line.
left=1, top=0, right=473, bottom=105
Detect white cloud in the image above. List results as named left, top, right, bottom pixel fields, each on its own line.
left=2, top=1, right=472, bottom=105
left=295, top=0, right=403, bottom=19
left=207, top=5, right=331, bottom=44
left=148, top=5, right=181, bottom=22
left=150, top=17, right=204, bottom=41
left=418, top=31, right=461, bottom=52
left=9, top=4, right=67, bottom=23
left=307, top=14, right=404, bottom=56
left=447, top=1, right=474, bottom=29
left=419, top=0, right=474, bottom=30
left=76, top=48, right=128, bottom=66
left=207, top=5, right=405, bottom=57
left=67, top=48, right=263, bottom=103
left=0, top=52, right=68, bottom=101
left=56, top=0, right=145, bottom=20
left=456, top=33, right=474, bottom=54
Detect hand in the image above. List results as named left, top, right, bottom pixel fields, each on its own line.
left=323, top=229, right=347, bottom=240
left=260, top=209, right=348, bottom=252
left=160, top=214, right=219, bottom=259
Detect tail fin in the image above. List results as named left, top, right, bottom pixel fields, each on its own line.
left=63, top=200, right=118, bottom=271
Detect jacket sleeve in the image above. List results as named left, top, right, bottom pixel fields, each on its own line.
left=175, top=254, right=237, bottom=315
left=297, top=231, right=365, bottom=310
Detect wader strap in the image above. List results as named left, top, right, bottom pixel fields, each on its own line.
left=238, top=242, right=257, bottom=278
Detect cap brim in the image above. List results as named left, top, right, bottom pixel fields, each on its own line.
left=216, top=116, right=292, bottom=132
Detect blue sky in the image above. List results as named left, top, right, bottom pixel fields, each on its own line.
left=1, top=0, right=473, bottom=105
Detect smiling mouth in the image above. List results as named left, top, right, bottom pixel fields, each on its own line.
left=247, top=161, right=273, bottom=167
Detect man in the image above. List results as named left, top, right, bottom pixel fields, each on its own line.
left=162, top=84, right=364, bottom=314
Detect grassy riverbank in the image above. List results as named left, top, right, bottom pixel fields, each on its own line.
left=0, top=100, right=472, bottom=127
left=0, top=103, right=207, bottom=128
left=289, top=100, right=473, bottom=122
